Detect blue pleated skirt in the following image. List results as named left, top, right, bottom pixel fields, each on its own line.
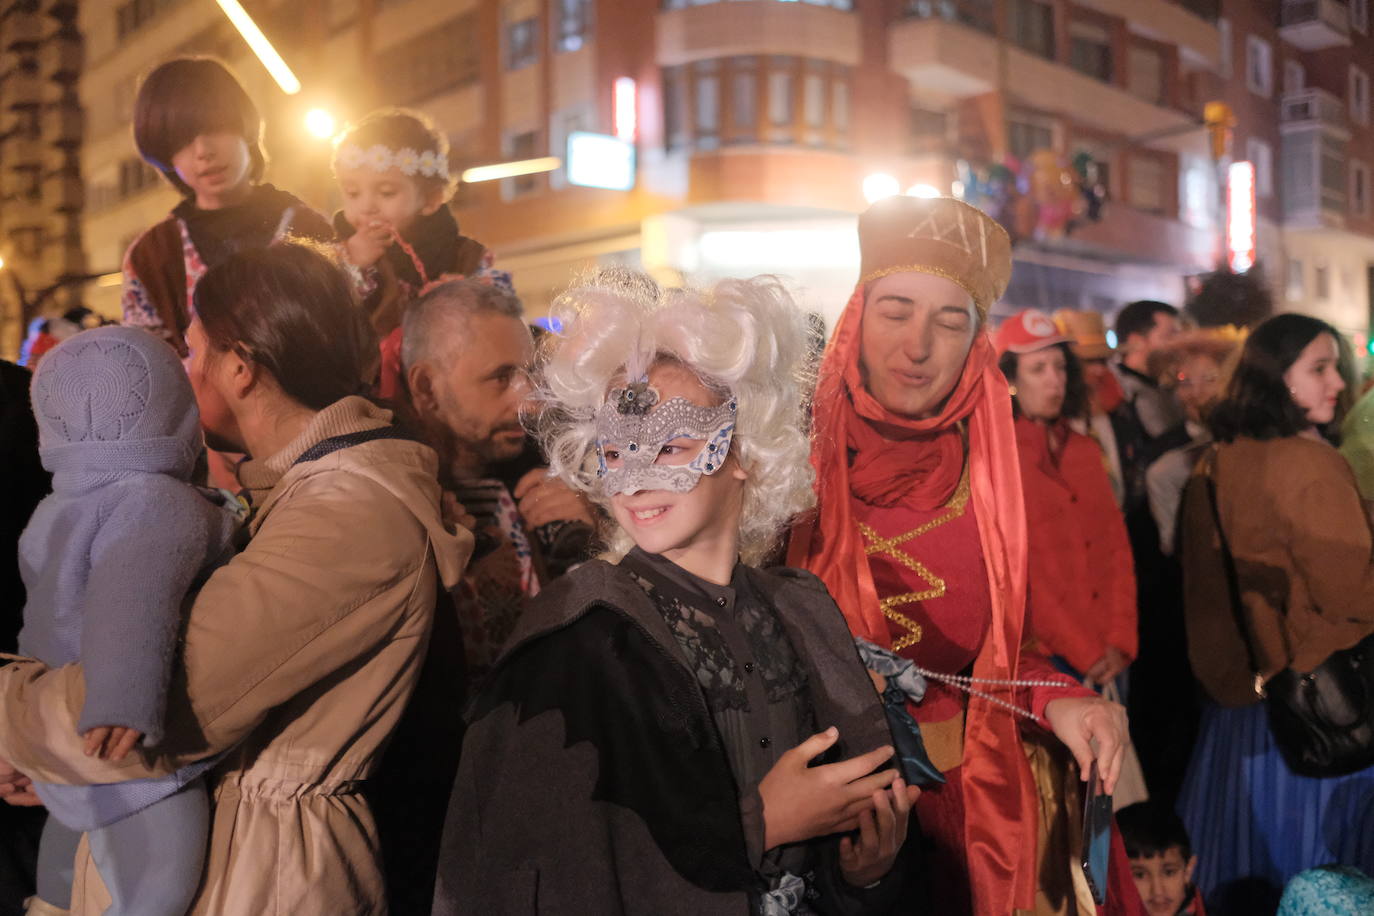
left=1177, top=701, right=1374, bottom=900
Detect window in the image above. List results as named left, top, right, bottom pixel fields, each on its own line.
left=1287, top=258, right=1305, bottom=302
left=1284, top=60, right=1305, bottom=95
left=557, top=0, right=592, bottom=53
left=1218, top=18, right=1232, bottom=79
left=1315, top=263, right=1330, bottom=300
left=661, top=57, right=851, bottom=152
left=730, top=59, right=759, bottom=142
left=1354, top=160, right=1370, bottom=217
left=1247, top=36, right=1273, bottom=98
left=1247, top=138, right=1274, bottom=199
left=1127, top=44, right=1165, bottom=104
left=506, top=17, right=538, bottom=71
left=1354, top=0, right=1370, bottom=33
left=1008, top=0, right=1054, bottom=60
left=116, top=0, right=180, bottom=40
left=768, top=63, right=794, bottom=134
left=1128, top=155, right=1167, bottom=213
left=902, top=0, right=996, bottom=33
left=663, top=0, right=852, bottom=7
left=1069, top=20, right=1113, bottom=83
left=503, top=131, right=539, bottom=197
left=377, top=13, right=480, bottom=104
left=1351, top=66, right=1370, bottom=126
left=1008, top=117, right=1053, bottom=162
left=663, top=65, right=689, bottom=151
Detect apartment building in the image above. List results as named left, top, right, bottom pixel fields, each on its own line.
left=1221, top=0, right=1374, bottom=341
left=80, top=0, right=1374, bottom=337
left=0, top=0, right=85, bottom=359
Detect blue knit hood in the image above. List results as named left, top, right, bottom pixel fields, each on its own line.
left=31, top=326, right=202, bottom=480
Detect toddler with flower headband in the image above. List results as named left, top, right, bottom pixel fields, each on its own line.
left=332, top=109, right=514, bottom=395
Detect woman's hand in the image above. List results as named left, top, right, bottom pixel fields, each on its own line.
left=0, top=757, right=40, bottom=807
left=839, top=777, right=916, bottom=888
left=758, top=727, right=917, bottom=850
left=1044, top=696, right=1130, bottom=794
left=514, top=469, right=595, bottom=530
left=1083, top=646, right=1129, bottom=685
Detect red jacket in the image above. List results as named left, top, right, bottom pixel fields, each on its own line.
left=1015, top=416, right=1138, bottom=674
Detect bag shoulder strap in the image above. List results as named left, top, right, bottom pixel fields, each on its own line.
left=292, top=426, right=418, bottom=467
left=1200, top=445, right=1265, bottom=691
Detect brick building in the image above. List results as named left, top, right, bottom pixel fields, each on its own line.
left=70, top=0, right=1374, bottom=338
left=0, top=0, right=85, bottom=360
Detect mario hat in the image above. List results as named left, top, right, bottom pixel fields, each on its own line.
left=1053, top=308, right=1113, bottom=361
left=994, top=308, right=1069, bottom=355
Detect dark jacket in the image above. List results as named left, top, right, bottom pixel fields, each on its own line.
left=433, top=558, right=907, bottom=915
left=1182, top=436, right=1374, bottom=706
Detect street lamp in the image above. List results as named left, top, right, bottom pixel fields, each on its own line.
left=305, top=108, right=337, bottom=140
left=862, top=173, right=900, bottom=204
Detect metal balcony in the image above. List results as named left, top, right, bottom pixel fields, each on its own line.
left=1280, top=88, right=1349, bottom=135
left=1279, top=0, right=1351, bottom=51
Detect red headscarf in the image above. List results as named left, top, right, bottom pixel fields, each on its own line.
left=788, top=281, right=1038, bottom=914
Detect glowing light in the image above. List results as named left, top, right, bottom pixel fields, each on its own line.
left=698, top=228, right=861, bottom=270
left=908, top=183, right=942, bottom=199
left=95, top=272, right=123, bottom=288
left=566, top=132, right=636, bottom=191
left=304, top=108, right=336, bottom=140
left=863, top=173, right=900, bottom=204
left=1106, top=329, right=1119, bottom=349
left=1227, top=161, right=1256, bottom=274
left=460, top=157, right=562, bottom=184
left=0, top=255, right=6, bottom=270
left=614, top=77, right=637, bottom=142
left=214, top=0, right=302, bottom=95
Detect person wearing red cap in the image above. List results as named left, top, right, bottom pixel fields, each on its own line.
left=790, top=197, right=1142, bottom=916
left=994, top=309, right=1137, bottom=687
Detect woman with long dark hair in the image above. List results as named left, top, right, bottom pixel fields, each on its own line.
left=0, top=242, right=471, bottom=915
left=1177, top=313, right=1374, bottom=909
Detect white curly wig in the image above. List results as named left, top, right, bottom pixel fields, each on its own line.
left=533, top=269, right=815, bottom=567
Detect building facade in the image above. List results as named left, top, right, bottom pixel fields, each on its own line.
left=71, top=0, right=1374, bottom=339
left=0, top=0, right=85, bottom=360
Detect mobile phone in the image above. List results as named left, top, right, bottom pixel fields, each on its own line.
left=1081, top=760, right=1113, bottom=905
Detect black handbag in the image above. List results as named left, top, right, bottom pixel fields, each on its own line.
left=1203, top=450, right=1374, bottom=779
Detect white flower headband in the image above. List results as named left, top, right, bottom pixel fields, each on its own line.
left=336, top=143, right=449, bottom=180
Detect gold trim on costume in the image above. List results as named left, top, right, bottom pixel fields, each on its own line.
left=858, top=264, right=988, bottom=320
left=860, top=469, right=972, bottom=651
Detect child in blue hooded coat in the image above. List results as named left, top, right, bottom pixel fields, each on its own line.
left=18, top=326, right=242, bottom=916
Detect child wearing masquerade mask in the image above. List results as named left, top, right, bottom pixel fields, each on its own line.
left=331, top=109, right=512, bottom=393
left=433, top=272, right=920, bottom=916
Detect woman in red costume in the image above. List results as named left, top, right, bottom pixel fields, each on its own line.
left=789, top=196, right=1138, bottom=916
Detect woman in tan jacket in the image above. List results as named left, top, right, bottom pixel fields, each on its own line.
left=0, top=242, right=471, bottom=915
left=1175, top=313, right=1374, bottom=908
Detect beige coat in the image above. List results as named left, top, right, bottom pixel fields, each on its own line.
left=0, top=396, right=472, bottom=915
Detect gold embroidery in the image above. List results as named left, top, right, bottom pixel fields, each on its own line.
left=861, top=470, right=971, bottom=651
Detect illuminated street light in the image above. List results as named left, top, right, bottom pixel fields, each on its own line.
left=863, top=173, right=900, bottom=204
left=214, top=0, right=302, bottom=95
left=305, top=108, right=337, bottom=140
left=907, top=184, right=942, bottom=199
left=461, top=157, right=562, bottom=183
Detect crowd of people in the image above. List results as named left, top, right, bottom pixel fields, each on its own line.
left=1, top=54, right=1373, bottom=916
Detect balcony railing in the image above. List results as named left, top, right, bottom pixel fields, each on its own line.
left=1280, top=87, right=1348, bottom=131
left=901, top=0, right=995, bottom=34
left=1279, top=0, right=1351, bottom=50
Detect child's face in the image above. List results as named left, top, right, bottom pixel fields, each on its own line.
left=172, top=131, right=252, bottom=207
left=1129, top=848, right=1197, bottom=916
left=337, top=165, right=443, bottom=237
left=604, top=363, right=747, bottom=563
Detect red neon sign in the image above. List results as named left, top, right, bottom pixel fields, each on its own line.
left=1228, top=161, right=1256, bottom=273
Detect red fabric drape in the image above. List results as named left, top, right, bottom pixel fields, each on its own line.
left=788, top=282, right=1038, bottom=915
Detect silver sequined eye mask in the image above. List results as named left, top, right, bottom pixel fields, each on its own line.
left=594, top=379, right=737, bottom=496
